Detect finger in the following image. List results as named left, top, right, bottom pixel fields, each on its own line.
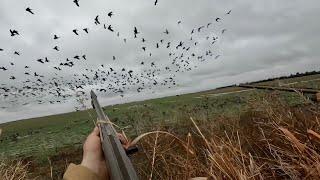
left=90, top=126, right=100, bottom=136
left=117, top=133, right=127, bottom=144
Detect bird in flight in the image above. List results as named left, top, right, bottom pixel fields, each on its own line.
left=164, top=29, right=169, bottom=34
left=108, top=25, right=114, bottom=32
left=216, top=18, right=221, bottom=22
left=26, top=7, right=34, bottom=14
left=0, top=67, right=7, bottom=71
left=14, top=51, right=20, bottom=56
left=178, top=21, right=182, bottom=25
left=10, top=29, right=19, bottom=36
left=176, top=41, right=183, bottom=49
left=0, top=48, right=3, bottom=51
left=83, top=28, right=89, bottom=34
left=54, top=34, right=59, bottom=40
left=226, top=10, right=232, bottom=15
left=53, top=46, right=59, bottom=51
left=73, top=0, right=80, bottom=7
left=73, top=29, right=79, bottom=35
left=198, top=26, right=205, bottom=32
left=37, top=59, right=44, bottom=63
left=134, top=27, right=139, bottom=38
left=94, top=16, right=100, bottom=25
left=166, top=42, right=170, bottom=48
left=222, top=29, right=227, bottom=34
left=154, top=0, right=158, bottom=6
left=113, top=56, right=116, bottom=60
left=108, top=11, right=113, bottom=18
left=82, top=55, right=86, bottom=60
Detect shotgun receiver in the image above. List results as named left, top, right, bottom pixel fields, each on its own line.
left=90, top=90, right=139, bottom=180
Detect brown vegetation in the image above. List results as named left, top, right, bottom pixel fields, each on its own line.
left=1, top=93, right=320, bottom=179
left=0, top=160, right=29, bottom=180
left=133, top=93, right=320, bottom=179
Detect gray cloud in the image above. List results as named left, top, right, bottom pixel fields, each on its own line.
left=0, top=0, right=319, bottom=122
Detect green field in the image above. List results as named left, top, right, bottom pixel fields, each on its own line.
left=0, top=73, right=319, bottom=178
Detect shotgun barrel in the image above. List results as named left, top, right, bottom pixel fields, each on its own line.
left=90, top=90, right=139, bottom=180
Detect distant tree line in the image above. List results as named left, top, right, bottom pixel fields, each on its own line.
left=214, top=70, right=320, bottom=90
left=174, top=70, right=320, bottom=96
left=243, top=70, right=320, bottom=85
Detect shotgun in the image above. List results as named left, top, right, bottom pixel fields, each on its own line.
left=90, top=90, right=139, bottom=180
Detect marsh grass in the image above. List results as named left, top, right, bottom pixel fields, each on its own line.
left=1, top=93, right=320, bottom=179
left=0, top=159, right=29, bottom=180
left=133, top=93, right=320, bottom=179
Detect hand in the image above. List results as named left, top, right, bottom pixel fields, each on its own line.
left=118, top=132, right=130, bottom=149
left=81, top=127, right=109, bottom=179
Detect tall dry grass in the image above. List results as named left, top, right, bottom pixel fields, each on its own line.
left=0, top=160, right=30, bottom=180
left=133, top=93, right=320, bottom=179
left=1, top=93, right=320, bottom=180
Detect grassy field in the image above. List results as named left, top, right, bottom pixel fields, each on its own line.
left=0, top=73, right=320, bottom=179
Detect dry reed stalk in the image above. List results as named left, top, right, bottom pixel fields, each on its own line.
left=186, top=132, right=191, bottom=180
left=305, top=163, right=320, bottom=179
left=131, top=130, right=194, bottom=155
left=159, top=155, right=170, bottom=175
left=207, top=133, right=239, bottom=178
left=149, top=131, right=159, bottom=180
left=207, top=152, right=233, bottom=179
left=307, top=129, right=320, bottom=142
left=293, top=89, right=315, bottom=105
left=259, top=127, right=273, bottom=155
left=236, top=131, right=246, bottom=172
left=47, top=157, right=53, bottom=180
left=189, top=177, right=208, bottom=180
left=279, top=127, right=306, bottom=152
left=316, top=117, right=320, bottom=127
left=190, top=117, right=213, bottom=153
left=0, top=160, right=29, bottom=180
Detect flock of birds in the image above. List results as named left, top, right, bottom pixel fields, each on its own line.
left=0, top=0, right=232, bottom=111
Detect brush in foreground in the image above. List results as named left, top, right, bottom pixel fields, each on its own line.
left=0, top=160, right=29, bottom=180
left=133, top=94, right=320, bottom=179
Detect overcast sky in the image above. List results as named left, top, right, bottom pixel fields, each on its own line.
left=0, top=0, right=319, bottom=123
